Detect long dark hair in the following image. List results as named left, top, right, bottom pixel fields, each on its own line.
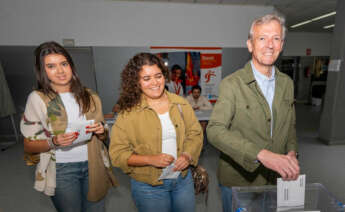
left=34, top=41, right=92, bottom=114
left=117, top=53, right=168, bottom=112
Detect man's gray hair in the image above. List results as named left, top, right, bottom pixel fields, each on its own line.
left=248, top=14, right=286, bottom=41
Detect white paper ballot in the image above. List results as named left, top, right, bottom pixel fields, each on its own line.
left=277, top=175, right=306, bottom=208
left=65, top=120, right=94, bottom=144
left=158, top=163, right=181, bottom=180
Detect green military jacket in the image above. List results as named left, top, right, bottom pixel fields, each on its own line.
left=109, top=91, right=203, bottom=186
left=207, top=61, right=297, bottom=187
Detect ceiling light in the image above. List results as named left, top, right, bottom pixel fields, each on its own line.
left=311, top=11, right=336, bottom=21
left=290, top=20, right=312, bottom=28
left=290, top=11, right=336, bottom=28
left=323, top=24, right=335, bottom=29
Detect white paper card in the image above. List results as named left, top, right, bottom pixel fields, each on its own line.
left=328, top=59, right=342, bottom=72
left=277, top=175, right=306, bottom=208
left=158, top=163, right=181, bottom=180
left=65, top=120, right=94, bottom=144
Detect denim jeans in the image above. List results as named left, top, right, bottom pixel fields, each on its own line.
left=220, top=184, right=233, bottom=212
left=131, top=169, right=195, bottom=212
left=51, top=161, right=105, bottom=212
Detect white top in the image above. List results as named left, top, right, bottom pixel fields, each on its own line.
left=166, top=81, right=184, bottom=96
left=158, top=112, right=177, bottom=159
left=55, top=92, right=88, bottom=163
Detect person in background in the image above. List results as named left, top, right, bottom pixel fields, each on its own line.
left=186, top=85, right=212, bottom=111
left=112, top=103, right=120, bottom=114
left=20, top=41, right=117, bottom=212
left=166, top=64, right=184, bottom=96
left=104, top=103, right=121, bottom=118
left=109, top=53, right=203, bottom=212
left=186, top=84, right=212, bottom=133
left=207, top=14, right=299, bottom=212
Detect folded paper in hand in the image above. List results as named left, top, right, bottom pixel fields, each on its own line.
left=158, top=163, right=180, bottom=180
left=66, top=120, right=94, bottom=144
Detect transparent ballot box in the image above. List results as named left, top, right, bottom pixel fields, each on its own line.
left=232, top=183, right=344, bottom=212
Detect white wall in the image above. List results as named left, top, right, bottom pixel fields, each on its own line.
left=283, top=32, right=332, bottom=56
left=0, top=0, right=273, bottom=47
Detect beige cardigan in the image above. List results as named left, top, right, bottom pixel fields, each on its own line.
left=21, top=89, right=117, bottom=201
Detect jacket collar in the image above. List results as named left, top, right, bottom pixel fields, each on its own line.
left=242, top=60, right=283, bottom=84
left=137, top=90, right=186, bottom=111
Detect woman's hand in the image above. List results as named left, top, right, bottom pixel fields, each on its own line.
left=148, top=153, right=174, bottom=168
left=86, top=122, right=104, bottom=135
left=173, top=153, right=191, bottom=171
left=53, top=132, right=79, bottom=147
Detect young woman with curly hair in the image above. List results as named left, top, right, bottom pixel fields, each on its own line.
left=109, top=53, right=203, bottom=212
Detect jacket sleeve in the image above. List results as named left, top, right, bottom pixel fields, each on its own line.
left=20, top=92, right=49, bottom=165
left=20, top=92, right=46, bottom=138
left=285, top=81, right=298, bottom=153
left=109, top=115, right=134, bottom=174
left=206, top=79, right=263, bottom=172
left=91, top=93, right=108, bottom=141
left=181, top=103, right=203, bottom=166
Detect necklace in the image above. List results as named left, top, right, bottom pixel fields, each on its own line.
left=173, top=81, right=181, bottom=95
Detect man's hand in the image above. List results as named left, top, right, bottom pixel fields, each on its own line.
left=257, top=149, right=300, bottom=181
left=193, top=105, right=200, bottom=111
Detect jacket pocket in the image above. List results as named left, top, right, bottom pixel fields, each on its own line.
left=280, top=98, right=294, bottom=117
left=275, top=98, right=294, bottom=132
left=236, top=100, right=262, bottom=122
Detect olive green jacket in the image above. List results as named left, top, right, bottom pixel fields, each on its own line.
left=206, top=61, right=297, bottom=187
left=109, top=91, right=203, bottom=186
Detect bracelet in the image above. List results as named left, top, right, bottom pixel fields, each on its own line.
left=47, top=136, right=57, bottom=150
left=100, top=121, right=109, bottom=131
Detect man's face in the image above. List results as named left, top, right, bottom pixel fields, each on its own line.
left=247, top=20, right=284, bottom=70
left=192, top=88, right=201, bottom=99
left=175, top=69, right=182, bottom=79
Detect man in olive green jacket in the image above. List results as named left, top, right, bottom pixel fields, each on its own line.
left=207, top=14, right=300, bottom=212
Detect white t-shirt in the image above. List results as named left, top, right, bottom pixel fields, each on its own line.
left=55, top=92, right=88, bottom=163
left=166, top=81, right=184, bottom=96
left=158, top=112, right=177, bottom=160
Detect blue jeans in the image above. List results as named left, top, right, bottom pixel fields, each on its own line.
left=51, top=161, right=105, bottom=212
left=220, top=184, right=233, bottom=212
left=131, top=169, right=195, bottom=212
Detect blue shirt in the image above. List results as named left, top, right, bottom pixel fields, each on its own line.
left=251, top=61, right=275, bottom=137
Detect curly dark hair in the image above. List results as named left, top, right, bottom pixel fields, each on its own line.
left=117, top=53, right=168, bottom=112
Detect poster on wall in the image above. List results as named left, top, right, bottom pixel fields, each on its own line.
left=150, top=47, right=222, bottom=103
